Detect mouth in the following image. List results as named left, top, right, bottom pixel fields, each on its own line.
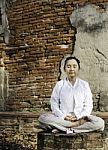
left=69, top=71, right=75, bottom=74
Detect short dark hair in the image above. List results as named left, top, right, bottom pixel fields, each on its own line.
left=64, top=56, right=80, bottom=70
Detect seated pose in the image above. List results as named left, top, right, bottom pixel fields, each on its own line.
left=38, top=56, right=105, bottom=134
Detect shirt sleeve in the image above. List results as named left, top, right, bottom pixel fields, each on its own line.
left=75, top=82, right=93, bottom=120
left=50, top=81, right=66, bottom=119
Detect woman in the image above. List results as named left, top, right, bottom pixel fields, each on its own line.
left=38, top=56, right=105, bottom=134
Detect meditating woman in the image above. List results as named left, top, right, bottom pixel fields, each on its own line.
left=38, top=56, right=105, bottom=134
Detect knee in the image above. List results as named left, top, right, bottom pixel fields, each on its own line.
left=38, top=113, right=52, bottom=124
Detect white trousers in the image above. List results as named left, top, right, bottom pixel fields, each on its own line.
left=38, top=112, right=105, bottom=133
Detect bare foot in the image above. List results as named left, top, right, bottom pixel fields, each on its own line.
left=52, top=129, right=59, bottom=133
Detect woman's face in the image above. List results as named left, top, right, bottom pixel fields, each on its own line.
left=64, top=59, right=79, bottom=79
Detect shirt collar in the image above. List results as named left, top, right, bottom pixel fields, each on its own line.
left=65, top=77, right=79, bottom=88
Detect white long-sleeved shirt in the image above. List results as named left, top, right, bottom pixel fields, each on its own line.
left=50, top=78, right=93, bottom=120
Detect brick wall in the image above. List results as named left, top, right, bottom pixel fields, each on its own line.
left=5, top=0, right=108, bottom=112
left=5, top=0, right=75, bottom=111
left=0, top=112, right=40, bottom=150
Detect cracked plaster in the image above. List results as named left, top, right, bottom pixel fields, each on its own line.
left=61, top=4, right=108, bottom=111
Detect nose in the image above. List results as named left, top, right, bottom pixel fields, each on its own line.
left=70, top=66, right=74, bottom=70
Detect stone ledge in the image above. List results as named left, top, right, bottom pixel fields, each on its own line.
left=0, top=111, right=108, bottom=119
left=0, top=111, right=39, bottom=118
left=92, top=111, right=108, bottom=119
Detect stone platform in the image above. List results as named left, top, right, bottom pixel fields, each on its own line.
left=37, top=131, right=108, bottom=150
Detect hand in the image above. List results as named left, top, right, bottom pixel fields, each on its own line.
left=64, top=115, right=77, bottom=122
left=78, top=116, right=91, bottom=126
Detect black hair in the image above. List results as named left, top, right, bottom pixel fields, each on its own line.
left=64, top=56, right=80, bottom=70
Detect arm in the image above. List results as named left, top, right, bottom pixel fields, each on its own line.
left=75, top=82, right=93, bottom=120
left=50, top=81, right=66, bottom=119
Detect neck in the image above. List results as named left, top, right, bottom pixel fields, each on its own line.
left=68, top=77, right=76, bottom=85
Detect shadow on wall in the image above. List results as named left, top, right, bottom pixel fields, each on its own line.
left=0, top=139, right=32, bottom=150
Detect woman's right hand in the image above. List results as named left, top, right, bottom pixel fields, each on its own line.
left=64, top=115, right=77, bottom=122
